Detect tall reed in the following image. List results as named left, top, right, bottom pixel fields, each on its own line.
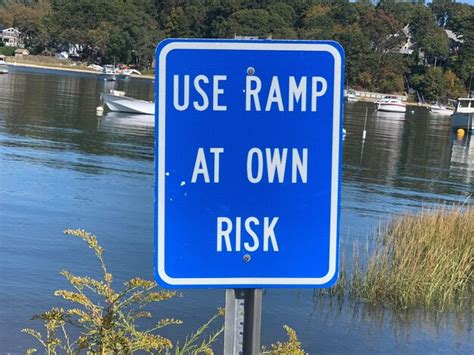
left=347, top=206, right=473, bottom=311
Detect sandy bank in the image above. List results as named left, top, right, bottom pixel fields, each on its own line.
left=5, top=59, right=154, bottom=80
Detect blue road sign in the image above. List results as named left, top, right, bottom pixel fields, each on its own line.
left=154, top=39, right=344, bottom=288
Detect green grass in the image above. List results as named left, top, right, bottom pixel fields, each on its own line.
left=333, top=206, right=473, bottom=311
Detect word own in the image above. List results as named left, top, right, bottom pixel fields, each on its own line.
left=191, top=147, right=308, bottom=184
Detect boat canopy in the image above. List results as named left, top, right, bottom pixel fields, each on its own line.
left=455, top=98, right=474, bottom=113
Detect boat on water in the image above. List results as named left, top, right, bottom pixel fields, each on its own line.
left=98, top=65, right=117, bottom=81
left=0, top=55, right=8, bottom=74
left=346, top=92, right=358, bottom=102
left=451, top=97, right=473, bottom=131
left=428, top=102, right=454, bottom=116
left=101, top=90, right=154, bottom=115
left=376, top=96, right=406, bottom=113
left=116, top=68, right=142, bottom=79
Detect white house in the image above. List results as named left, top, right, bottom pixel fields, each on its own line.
left=0, top=27, right=21, bottom=47
left=445, top=29, right=463, bottom=53
left=396, top=25, right=463, bottom=56
left=399, top=24, right=415, bottom=55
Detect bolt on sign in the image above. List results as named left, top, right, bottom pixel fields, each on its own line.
left=154, top=39, right=344, bottom=288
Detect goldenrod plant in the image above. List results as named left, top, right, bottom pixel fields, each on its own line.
left=22, top=229, right=223, bottom=354
left=22, top=229, right=306, bottom=354
left=261, top=325, right=306, bottom=355
left=173, top=310, right=224, bottom=355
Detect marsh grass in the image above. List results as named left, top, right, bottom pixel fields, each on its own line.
left=325, top=206, right=473, bottom=312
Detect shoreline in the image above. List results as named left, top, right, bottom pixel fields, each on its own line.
left=4, top=60, right=429, bottom=106
left=5, top=60, right=154, bottom=80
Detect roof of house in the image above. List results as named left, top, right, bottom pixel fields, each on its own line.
left=1, top=27, right=21, bottom=33
left=445, top=29, right=463, bottom=43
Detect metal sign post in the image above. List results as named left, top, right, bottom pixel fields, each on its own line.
left=154, top=38, right=344, bottom=354
left=224, top=289, right=262, bottom=355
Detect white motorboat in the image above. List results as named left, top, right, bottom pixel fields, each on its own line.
left=117, top=68, right=142, bottom=79
left=98, top=65, right=117, bottom=81
left=376, top=96, right=406, bottom=113
left=451, top=97, right=473, bottom=131
left=0, top=56, right=8, bottom=74
left=346, top=92, right=358, bottom=102
left=345, top=89, right=358, bottom=102
left=101, top=90, right=154, bottom=115
left=428, top=102, right=454, bottom=116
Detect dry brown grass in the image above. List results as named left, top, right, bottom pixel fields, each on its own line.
left=6, top=55, right=96, bottom=72
left=338, top=206, right=473, bottom=311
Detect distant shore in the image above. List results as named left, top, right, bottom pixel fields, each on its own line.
left=5, top=58, right=154, bottom=80
left=4, top=59, right=432, bottom=106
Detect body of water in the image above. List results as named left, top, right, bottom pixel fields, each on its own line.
left=0, top=67, right=472, bottom=353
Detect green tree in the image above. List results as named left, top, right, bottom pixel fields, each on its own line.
left=299, top=4, right=335, bottom=39
left=267, top=2, right=297, bottom=27
left=430, top=0, right=454, bottom=27
left=446, top=3, right=474, bottom=86
left=444, top=69, right=467, bottom=99
left=361, top=8, right=403, bottom=53
left=378, top=0, right=420, bottom=25
left=45, top=0, right=160, bottom=65
left=1, top=0, right=471, bottom=92
left=214, top=8, right=295, bottom=39
left=410, top=7, right=449, bottom=66
left=411, top=67, right=447, bottom=101
left=164, top=4, right=209, bottom=38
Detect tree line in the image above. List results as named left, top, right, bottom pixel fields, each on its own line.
left=0, top=0, right=473, bottom=101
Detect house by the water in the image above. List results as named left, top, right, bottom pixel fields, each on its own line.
left=0, top=27, right=22, bottom=47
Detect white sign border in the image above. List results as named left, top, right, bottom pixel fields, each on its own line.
left=156, top=40, right=342, bottom=286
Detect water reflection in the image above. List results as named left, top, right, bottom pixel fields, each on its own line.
left=449, top=133, right=473, bottom=186
left=97, top=112, right=155, bottom=132
left=343, top=103, right=471, bottom=210
left=311, top=294, right=473, bottom=345
left=375, top=110, right=406, bottom=120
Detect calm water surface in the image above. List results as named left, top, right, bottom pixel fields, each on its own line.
left=0, top=67, right=472, bottom=354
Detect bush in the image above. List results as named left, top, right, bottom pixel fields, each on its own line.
left=0, top=46, right=16, bottom=56
left=22, top=229, right=307, bottom=354
left=22, top=229, right=223, bottom=354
